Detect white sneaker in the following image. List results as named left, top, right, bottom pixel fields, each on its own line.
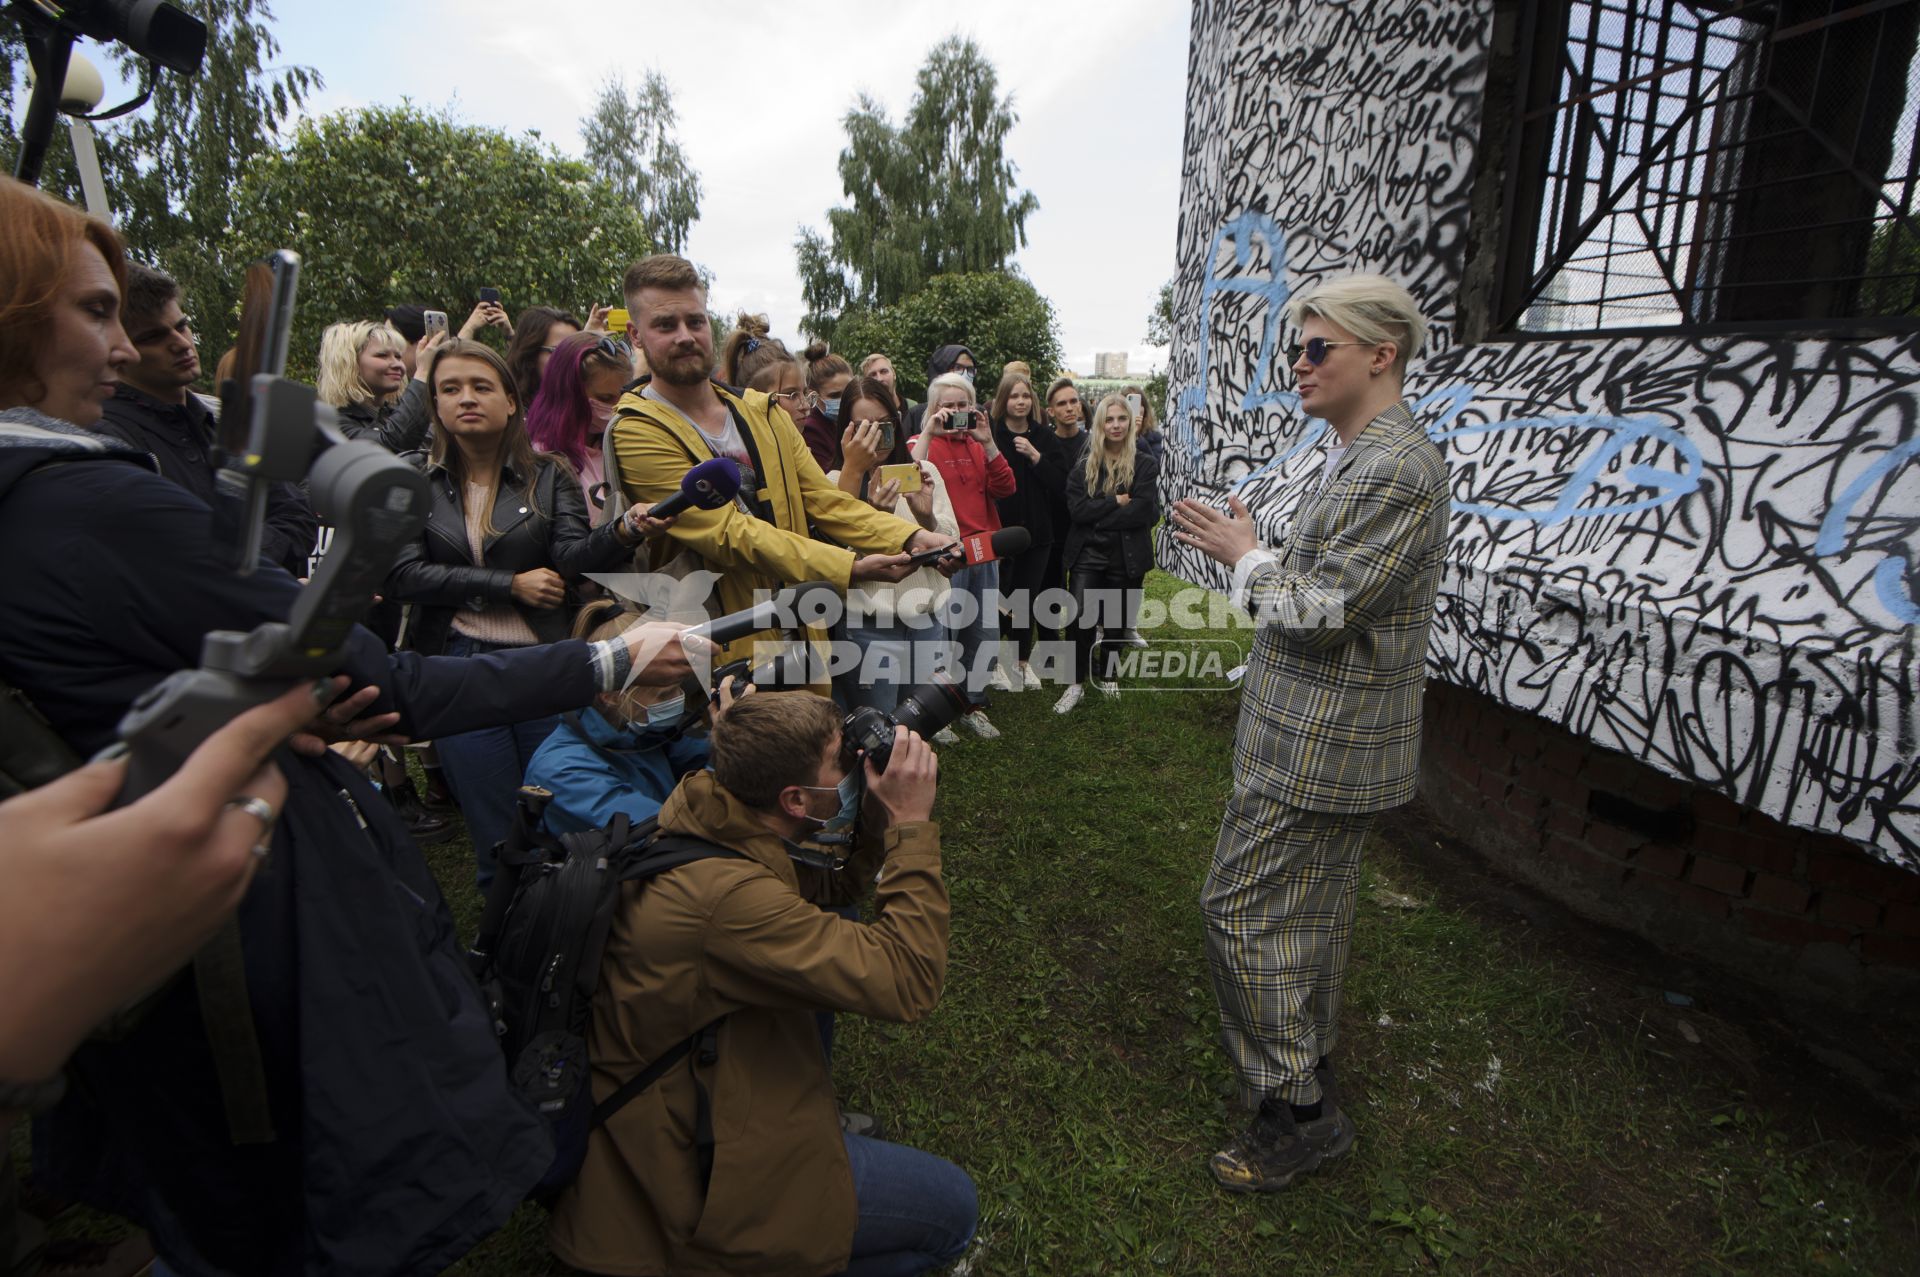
left=963, top=710, right=1001, bottom=739
left=1095, top=680, right=1120, bottom=698
left=932, top=725, right=961, bottom=745
left=988, top=667, right=1014, bottom=693
left=1053, top=683, right=1085, bottom=715
left=1020, top=662, right=1042, bottom=691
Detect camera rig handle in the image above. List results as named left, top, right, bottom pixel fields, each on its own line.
left=113, top=378, right=428, bottom=804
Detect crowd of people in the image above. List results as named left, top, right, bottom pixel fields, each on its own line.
left=0, top=170, right=1449, bottom=1277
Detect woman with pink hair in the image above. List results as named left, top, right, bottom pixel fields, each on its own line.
left=525, top=332, right=633, bottom=523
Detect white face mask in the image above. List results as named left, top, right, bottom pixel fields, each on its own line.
left=958, top=367, right=976, bottom=383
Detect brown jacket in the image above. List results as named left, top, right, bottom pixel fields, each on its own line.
left=546, top=771, right=950, bottom=1276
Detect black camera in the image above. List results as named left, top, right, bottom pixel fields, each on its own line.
left=841, top=677, right=971, bottom=773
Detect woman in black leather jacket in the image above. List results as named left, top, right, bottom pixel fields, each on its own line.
left=316, top=319, right=441, bottom=454
left=1054, top=393, right=1161, bottom=715
left=387, top=338, right=665, bottom=886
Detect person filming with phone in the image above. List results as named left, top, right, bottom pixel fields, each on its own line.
left=0, top=177, right=704, bottom=1275
left=547, top=693, right=977, bottom=1277
left=911, top=371, right=1015, bottom=737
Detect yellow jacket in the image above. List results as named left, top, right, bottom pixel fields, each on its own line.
left=608, top=379, right=922, bottom=660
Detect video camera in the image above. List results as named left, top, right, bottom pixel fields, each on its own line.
left=10, top=0, right=207, bottom=186
left=111, top=250, right=429, bottom=802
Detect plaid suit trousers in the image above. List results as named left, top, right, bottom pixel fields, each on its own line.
left=1201, top=786, right=1374, bottom=1107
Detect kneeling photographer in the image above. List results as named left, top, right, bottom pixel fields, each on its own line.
left=0, top=177, right=698, bottom=1275
left=548, top=692, right=976, bottom=1277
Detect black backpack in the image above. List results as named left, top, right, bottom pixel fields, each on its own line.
left=467, top=788, right=743, bottom=1203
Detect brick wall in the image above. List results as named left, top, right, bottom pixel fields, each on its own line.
left=1417, top=681, right=1920, bottom=1016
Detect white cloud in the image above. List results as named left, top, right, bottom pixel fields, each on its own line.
left=261, top=0, right=1186, bottom=362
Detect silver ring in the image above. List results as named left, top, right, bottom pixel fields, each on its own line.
left=225, top=794, right=277, bottom=830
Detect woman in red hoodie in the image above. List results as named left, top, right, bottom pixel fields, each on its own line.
left=912, top=370, right=1015, bottom=738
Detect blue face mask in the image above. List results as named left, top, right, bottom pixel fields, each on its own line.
left=644, top=692, right=685, bottom=731
left=821, top=396, right=842, bottom=420
left=798, top=771, right=863, bottom=840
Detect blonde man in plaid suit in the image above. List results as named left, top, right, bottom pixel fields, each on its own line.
left=1172, top=274, right=1448, bottom=1192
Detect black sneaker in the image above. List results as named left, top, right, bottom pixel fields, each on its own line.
left=1209, top=1098, right=1355, bottom=1193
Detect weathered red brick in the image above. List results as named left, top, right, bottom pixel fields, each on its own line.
left=1688, top=856, right=1749, bottom=897
left=1693, top=822, right=1757, bottom=865
left=1581, top=750, right=1638, bottom=792
left=1588, top=821, right=1649, bottom=860
left=1734, top=835, right=1800, bottom=878
left=1545, top=802, right=1587, bottom=840
left=1739, top=909, right=1851, bottom=948
left=1544, top=835, right=1621, bottom=881
left=1631, top=842, right=1686, bottom=877
left=1477, top=769, right=1510, bottom=802
left=1885, top=902, right=1920, bottom=938
left=1691, top=789, right=1748, bottom=830
left=1539, top=734, right=1587, bottom=776
left=1818, top=891, right=1881, bottom=932
left=1631, top=768, right=1691, bottom=808
left=1634, top=871, right=1732, bottom=918
left=1862, top=935, right=1920, bottom=967
left=1748, top=873, right=1811, bottom=916
left=1808, top=847, right=1920, bottom=904
left=1538, top=770, right=1591, bottom=809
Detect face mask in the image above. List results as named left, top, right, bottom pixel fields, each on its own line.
left=588, top=399, right=615, bottom=428
left=796, top=771, right=862, bottom=837
left=641, top=687, right=687, bottom=725
left=644, top=692, right=685, bottom=730
left=820, top=396, right=842, bottom=420
left=958, top=367, right=976, bottom=383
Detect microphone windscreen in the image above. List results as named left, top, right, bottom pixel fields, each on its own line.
left=959, top=525, right=1031, bottom=566
left=684, top=457, right=742, bottom=509
left=649, top=457, right=744, bottom=520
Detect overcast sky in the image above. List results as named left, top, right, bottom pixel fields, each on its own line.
left=122, top=0, right=1190, bottom=375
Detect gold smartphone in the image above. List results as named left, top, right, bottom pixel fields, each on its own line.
left=877, top=462, right=923, bottom=493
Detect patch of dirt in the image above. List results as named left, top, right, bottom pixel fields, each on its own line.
left=1375, top=805, right=1920, bottom=1149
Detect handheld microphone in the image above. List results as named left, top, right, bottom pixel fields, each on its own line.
left=649, top=457, right=742, bottom=520
left=960, top=525, right=1031, bottom=566
left=688, top=580, right=842, bottom=647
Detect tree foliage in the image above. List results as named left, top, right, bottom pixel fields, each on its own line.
left=1145, top=279, right=1174, bottom=345
left=798, top=37, right=1039, bottom=340
left=833, top=272, right=1061, bottom=404
left=580, top=71, right=701, bottom=256
left=2, top=1, right=318, bottom=364
left=231, top=105, right=651, bottom=380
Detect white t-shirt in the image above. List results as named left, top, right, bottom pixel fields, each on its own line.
left=642, top=385, right=756, bottom=512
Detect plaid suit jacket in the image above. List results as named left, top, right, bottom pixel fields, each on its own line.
left=1233, top=400, right=1449, bottom=813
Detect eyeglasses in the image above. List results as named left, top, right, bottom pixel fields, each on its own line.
left=1285, top=338, right=1376, bottom=366
left=770, top=389, right=815, bottom=408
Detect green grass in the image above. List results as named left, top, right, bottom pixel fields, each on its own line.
left=18, top=570, right=1918, bottom=1274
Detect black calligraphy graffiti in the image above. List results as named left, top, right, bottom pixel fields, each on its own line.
left=1164, top=0, right=1920, bottom=866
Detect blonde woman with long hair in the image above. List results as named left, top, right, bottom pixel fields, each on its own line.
left=315, top=319, right=442, bottom=453
left=1054, top=392, right=1160, bottom=714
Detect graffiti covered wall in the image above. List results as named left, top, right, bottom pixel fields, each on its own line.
left=1163, top=0, right=1920, bottom=866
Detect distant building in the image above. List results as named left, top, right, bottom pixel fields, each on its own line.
left=1093, top=351, right=1129, bottom=377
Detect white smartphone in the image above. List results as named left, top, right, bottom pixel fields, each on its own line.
left=423, top=309, right=449, bottom=340
left=1125, top=393, right=1144, bottom=419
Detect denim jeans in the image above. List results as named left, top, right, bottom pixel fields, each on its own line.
left=438, top=632, right=562, bottom=890
left=832, top=617, right=917, bottom=716
left=840, top=1132, right=978, bottom=1277
left=938, top=561, right=1001, bottom=704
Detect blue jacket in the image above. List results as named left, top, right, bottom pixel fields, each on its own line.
left=525, top=707, right=711, bottom=835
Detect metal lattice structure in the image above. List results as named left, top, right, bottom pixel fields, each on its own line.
left=1501, top=0, right=1920, bottom=333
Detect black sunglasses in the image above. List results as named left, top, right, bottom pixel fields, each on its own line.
left=1286, top=337, right=1376, bottom=366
